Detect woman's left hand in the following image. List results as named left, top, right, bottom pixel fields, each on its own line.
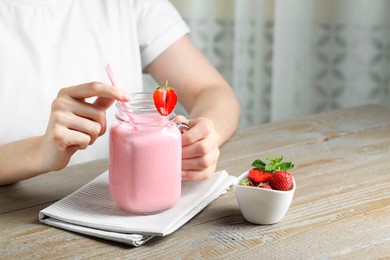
left=175, top=115, right=221, bottom=180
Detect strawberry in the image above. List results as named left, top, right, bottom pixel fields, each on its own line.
left=258, top=183, right=272, bottom=190
left=249, top=169, right=271, bottom=184
left=153, top=81, right=178, bottom=116
left=240, top=156, right=295, bottom=191
left=269, top=171, right=293, bottom=191
left=240, top=178, right=255, bottom=187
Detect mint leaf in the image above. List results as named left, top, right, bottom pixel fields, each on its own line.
left=265, top=164, right=275, bottom=172
left=251, top=159, right=266, bottom=170
left=267, top=156, right=283, bottom=165
left=279, top=162, right=295, bottom=171
left=251, top=156, right=294, bottom=173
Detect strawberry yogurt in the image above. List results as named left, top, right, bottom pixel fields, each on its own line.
left=109, top=92, right=181, bottom=214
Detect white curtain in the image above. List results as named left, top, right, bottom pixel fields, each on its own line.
left=151, top=0, right=390, bottom=128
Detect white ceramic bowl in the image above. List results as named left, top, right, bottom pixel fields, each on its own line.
left=233, top=171, right=296, bottom=225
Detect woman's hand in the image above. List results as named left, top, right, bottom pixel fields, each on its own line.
left=39, top=82, right=130, bottom=172
left=175, top=115, right=221, bottom=180
left=0, top=82, right=131, bottom=185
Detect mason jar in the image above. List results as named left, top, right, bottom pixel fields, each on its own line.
left=109, top=92, right=183, bottom=214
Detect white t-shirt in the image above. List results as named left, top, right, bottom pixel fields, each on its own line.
left=0, top=0, right=189, bottom=165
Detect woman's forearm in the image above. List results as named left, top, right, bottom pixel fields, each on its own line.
left=187, top=85, right=240, bottom=146
left=0, top=136, right=45, bottom=185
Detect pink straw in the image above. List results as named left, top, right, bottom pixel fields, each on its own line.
left=105, top=64, right=134, bottom=123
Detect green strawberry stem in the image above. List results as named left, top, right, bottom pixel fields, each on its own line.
left=158, top=80, right=174, bottom=90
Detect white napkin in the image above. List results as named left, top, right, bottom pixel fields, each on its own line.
left=39, top=170, right=235, bottom=246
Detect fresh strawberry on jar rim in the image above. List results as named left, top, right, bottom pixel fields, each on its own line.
left=153, top=81, right=178, bottom=116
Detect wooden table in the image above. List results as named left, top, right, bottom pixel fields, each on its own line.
left=1, top=105, right=390, bottom=259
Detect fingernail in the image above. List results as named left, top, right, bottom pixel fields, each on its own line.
left=176, top=122, right=190, bottom=134
left=122, top=92, right=132, bottom=101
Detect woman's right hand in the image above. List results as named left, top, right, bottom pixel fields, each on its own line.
left=38, top=82, right=130, bottom=172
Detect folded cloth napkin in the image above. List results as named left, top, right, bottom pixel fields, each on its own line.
left=39, top=170, right=235, bottom=246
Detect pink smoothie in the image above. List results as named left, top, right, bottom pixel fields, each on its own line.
left=109, top=121, right=181, bottom=214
